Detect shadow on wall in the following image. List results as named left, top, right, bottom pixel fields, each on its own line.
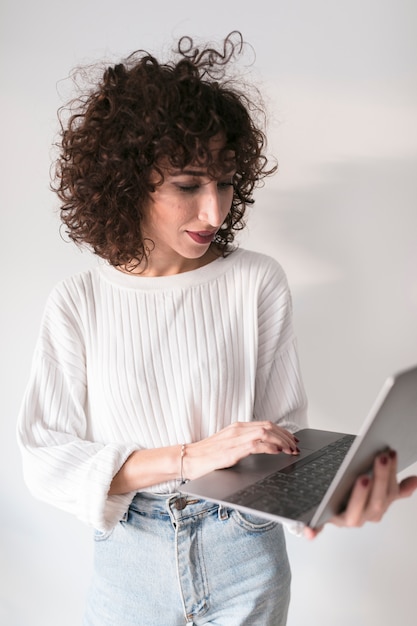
left=244, top=155, right=417, bottom=432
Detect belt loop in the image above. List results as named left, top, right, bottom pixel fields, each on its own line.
left=218, top=505, right=229, bottom=521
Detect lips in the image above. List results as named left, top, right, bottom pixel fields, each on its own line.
left=186, top=230, right=217, bottom=244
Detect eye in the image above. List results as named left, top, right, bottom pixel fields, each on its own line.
left=218, top=181, right=234, bottom=191
left=176, top=184, right=200, bottom=193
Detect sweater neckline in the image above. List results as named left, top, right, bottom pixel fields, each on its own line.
left=98, top=248, right=243, bottom=291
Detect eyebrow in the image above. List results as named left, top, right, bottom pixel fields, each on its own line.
left=169, top=169, right=235, bottom=178
left=170, top=170, right=206, bottom=177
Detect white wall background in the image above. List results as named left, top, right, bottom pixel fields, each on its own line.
left=1, top=1, right=417, bottom=624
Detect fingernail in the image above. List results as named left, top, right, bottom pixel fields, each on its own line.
left=294, top=436, right=300, bottom=443
left=388, top=450, right=396, bottom=460
left=276, top=446, right=283, bottom=452
left=380, top=454, right=388, bottom=465
left=361, top=477, right=370, bottom=487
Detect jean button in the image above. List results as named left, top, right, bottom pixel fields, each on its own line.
left=174, top=497, right=188, bottom=510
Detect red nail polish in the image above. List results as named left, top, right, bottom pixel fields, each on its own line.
left=388, top=450, right=396, bottom=460
left=361, top=477, right=370, bottom=487
left=294, top=436, right=300, bottom=443
left=380, top=455, right=388, bottom=465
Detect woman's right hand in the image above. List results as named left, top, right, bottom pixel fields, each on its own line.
left=110, top=421, right=299, bottom=496
left=183, top=421, right=300, bottom=481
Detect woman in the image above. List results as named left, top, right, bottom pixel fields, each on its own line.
left=17, top=32, right=417, bottom=625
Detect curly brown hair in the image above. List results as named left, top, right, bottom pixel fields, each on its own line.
left=52, top=31, right=277, bottom=267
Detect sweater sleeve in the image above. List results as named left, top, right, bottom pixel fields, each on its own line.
left=253, top=258, right=308, bottom=432
left=17, top=285, right=139, bottom=532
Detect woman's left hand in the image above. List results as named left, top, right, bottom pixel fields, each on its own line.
left=304, top=450, right=417, bottom=540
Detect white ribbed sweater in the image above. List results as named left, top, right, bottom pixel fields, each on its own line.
left=17, top=248, right=308, bottom=531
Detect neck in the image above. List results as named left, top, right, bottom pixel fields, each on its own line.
left=117, top=247, right=220, bottom=277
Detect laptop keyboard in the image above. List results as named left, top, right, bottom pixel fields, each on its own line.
left=225, top=434, right=356, bottom=519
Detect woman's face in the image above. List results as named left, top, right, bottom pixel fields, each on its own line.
left=140, top=136, right=235, bottom=276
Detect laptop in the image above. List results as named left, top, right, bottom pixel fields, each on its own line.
left=182, top=365, right=417, bottom=531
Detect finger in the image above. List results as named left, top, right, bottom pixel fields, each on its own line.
left=228, top=421, right=297, bottom=447
left=303, top=525, right=324, bottom=540
left=253, top=422, right=300, bottom=455
left=258, top=439, right=299, bottom=456
left=366, top=452, right=395, bottom=521
left=387, top=450, right=399, bottom=496
left=398, top=475, right=417, bottom=499
left=332, top=475, right=372, bottom=527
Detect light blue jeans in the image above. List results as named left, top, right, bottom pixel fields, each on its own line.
left=83, top=492, right=291, bottom=625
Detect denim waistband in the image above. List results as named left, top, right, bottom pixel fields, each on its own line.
left=129, top=491, right=228, bottom=523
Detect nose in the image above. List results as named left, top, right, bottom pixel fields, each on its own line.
left=198, top=183, right=226, bottom=228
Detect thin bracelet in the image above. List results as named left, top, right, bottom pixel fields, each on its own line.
left=180, top=443, right=187, bottom=484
